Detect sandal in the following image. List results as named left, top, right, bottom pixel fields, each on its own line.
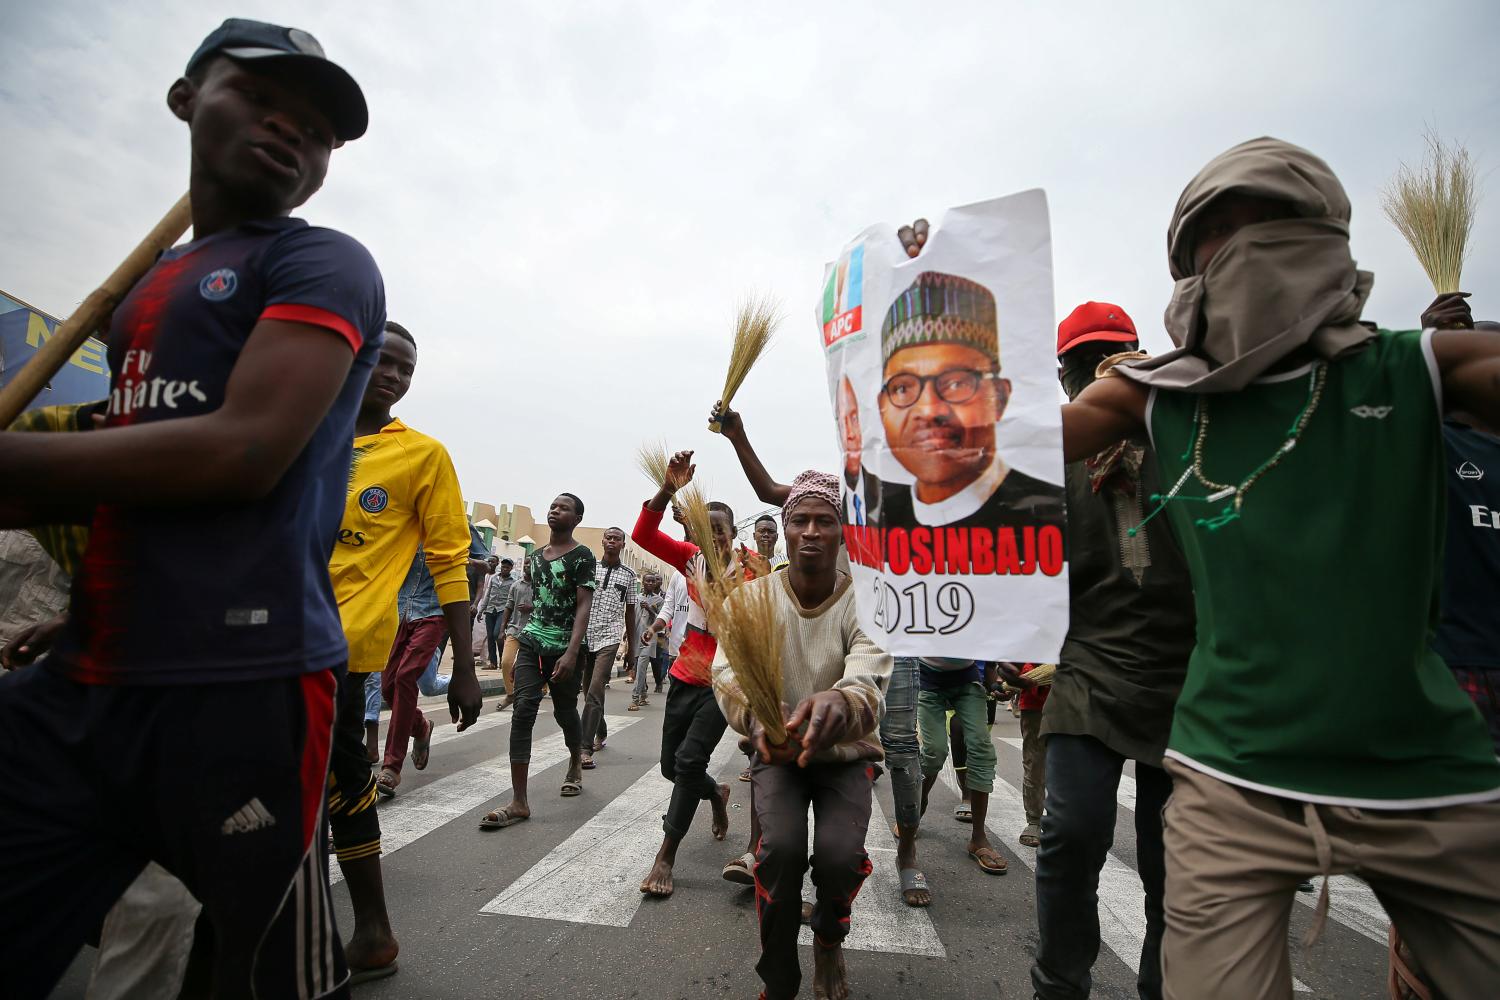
left=412, top=717, right=435, bottom=771
left=479, top=805, right=529, bottom=830
left=1018, top=823, right=1041, bottom=848
left=375, top=767, right=399, bottom=799
left=560, top=777, right=583, bottom=796
left=722, top=852, right=756, bottom=885
left=968, top=845, right=1008, bottom=875
left=628, top=701, right=640, bottom=712
left=899, top=868, right=932, bottom=907
left=738, top=768, right=752, bottom=783
left=348, top=961, right=398, bottom=985
left=954, top=802, right=973, bottom=823
left=580, top=754, right=596, bottom=770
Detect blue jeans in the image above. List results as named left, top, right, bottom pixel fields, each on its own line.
left=1031, top=734, right=1172, bottom=1000
left=418, top=651, right=450, bottom=697
left=881, top=657, right=922, bottom=832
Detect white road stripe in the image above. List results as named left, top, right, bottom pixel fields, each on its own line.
left=482, top=734, right=739, bottom=925
left=331, top=715, right=638, bottom=885
left=796, top=797, right=946, bottom=958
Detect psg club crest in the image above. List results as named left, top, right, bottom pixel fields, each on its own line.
left=359, top=486, right=390, bottom=513
left=199, top=268, right=238, bottom=301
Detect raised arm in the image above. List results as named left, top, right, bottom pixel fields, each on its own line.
left=1432, top=327, right=1500, bottom=430
left=632, top=450, right=701, bottom=572
left=710, top=403, right=792, bottom=507
left=1060, top=374, right=1150, bottom=463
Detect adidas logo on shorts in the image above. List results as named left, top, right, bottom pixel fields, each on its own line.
left=221, top=797, right=278, bottom=835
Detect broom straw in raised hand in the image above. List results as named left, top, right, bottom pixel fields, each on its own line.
left=708, top=574, right=788, bottom=745
left=678, top=483, right=728, bottom=587
left=635, top=439, right=672, bottom=488
left=707, top=293, right=781, bottom=433
left=0, top=194, right=192, bottom=426
left=1381, top=131, right=1478, bottom=294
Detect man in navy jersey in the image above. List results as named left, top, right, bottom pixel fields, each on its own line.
left=0, top=19, right=399, bottom=999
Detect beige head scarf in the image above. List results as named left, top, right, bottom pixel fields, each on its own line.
left=1115, top=137, right=1375, bottom=392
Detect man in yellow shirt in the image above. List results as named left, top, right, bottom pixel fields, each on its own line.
left=326, top=320, right=481, bottom=984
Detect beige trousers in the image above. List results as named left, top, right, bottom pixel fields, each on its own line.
left=1161, top=759, right=1500, bottom=1000
left=500, top=635, right=521, bottom=696
left=1019, top=708, right=1046, bottom=827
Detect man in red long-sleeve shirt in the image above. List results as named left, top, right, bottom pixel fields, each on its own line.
left=632, top=450, right=766, bottom=897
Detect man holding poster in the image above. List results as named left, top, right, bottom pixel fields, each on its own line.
left=823, top=191, right=1069, bottom=663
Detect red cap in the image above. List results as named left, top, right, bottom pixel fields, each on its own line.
left=1057, top=301, right=1138, bottom=356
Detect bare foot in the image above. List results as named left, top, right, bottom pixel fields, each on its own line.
left=812, top=938, right=849, bottom=999
left=344, top=930, right=399, bottom=978
left=710, top=783, right=731, bottom=841
left=640, top=858, right=674, bottom=897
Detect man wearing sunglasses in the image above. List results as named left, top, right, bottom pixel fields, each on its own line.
left=877, top=271, right=1064, bottom=530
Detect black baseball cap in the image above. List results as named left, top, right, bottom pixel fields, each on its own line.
left=186, top=19, right=368, bottom=141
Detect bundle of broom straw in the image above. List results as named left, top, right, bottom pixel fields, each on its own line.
left=707, top=294, right=781, bottom=432
left=677, top=483, right=726, bottom=586
left=635, top=439, right=672, bottom=488
left=1381, top=131, right=1478, bottom=294
left=708, top=577, right=788, bottom=746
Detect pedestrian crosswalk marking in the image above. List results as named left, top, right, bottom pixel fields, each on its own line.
left=330, top=715, right=638, bottom=885
left=796, top=797, right=946, bottom=958
left=481, top=734, right=741, bottom=925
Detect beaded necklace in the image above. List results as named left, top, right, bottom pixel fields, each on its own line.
left=1129, top=361, right=1328, bottom=536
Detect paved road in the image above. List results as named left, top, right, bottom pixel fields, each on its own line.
left=56, top=682, right=1392, bottom=999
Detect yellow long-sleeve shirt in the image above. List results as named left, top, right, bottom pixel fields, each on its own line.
left=330, top=418, right=470, bottom=673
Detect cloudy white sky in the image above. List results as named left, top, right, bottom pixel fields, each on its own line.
left=5, top=1, right=1498, bottom=532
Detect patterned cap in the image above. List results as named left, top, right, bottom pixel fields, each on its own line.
left=882, top=271, right=999, bottom=367
left=782, top=470, right=841, bottom=525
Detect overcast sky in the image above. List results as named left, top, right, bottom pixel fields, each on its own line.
left=5, top=1, right=1498, bottom=533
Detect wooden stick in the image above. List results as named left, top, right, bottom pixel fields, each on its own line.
left=0, top=193, right=192, bottom=425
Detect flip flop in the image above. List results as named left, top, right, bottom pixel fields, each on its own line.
left=968, top=846, right=1008, bottom=875
left=738, top=768, right=752, bottom=783
left=479, top=806, right=528, bottom=830
left=722, top=852, right=756, bottom=885
left=348, top=961, right=398, bottom=985
left=954, top=802, right=973, bottom=823
left=375, top=768, right=399, bottom=799
left=899, top=868, right=932, bottom=907
left=560, top=777, right=583, bottom=797
left=412, top=717, right=435, bottom=771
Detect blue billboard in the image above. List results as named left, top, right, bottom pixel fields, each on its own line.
left=0, top=289, right=110, bottom=411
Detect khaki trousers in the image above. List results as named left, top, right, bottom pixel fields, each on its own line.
left=1161, top=759, right=1500, bottom=1000
left=500, top=634, right=521, bottom=696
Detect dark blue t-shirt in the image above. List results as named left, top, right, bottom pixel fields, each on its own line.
left=917, top=658, right=982, bottom=692
left=1433, top=421, right=1500, bottom=671
left=50, top=217, right=385, bottom=684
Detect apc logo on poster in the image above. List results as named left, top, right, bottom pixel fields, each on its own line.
left=822, top=245, right=864, bottom=350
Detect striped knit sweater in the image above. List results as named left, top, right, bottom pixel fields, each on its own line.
left=712, top=572, right=891, bottom=763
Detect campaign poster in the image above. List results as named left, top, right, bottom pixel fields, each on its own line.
left=819, top=190, right=1068, bottom=660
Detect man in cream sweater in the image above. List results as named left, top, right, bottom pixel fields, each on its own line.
left=713, top=471, right=891, bottom=1000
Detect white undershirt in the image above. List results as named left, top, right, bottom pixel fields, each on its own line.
left=910, top=453, right=1009, bottom=525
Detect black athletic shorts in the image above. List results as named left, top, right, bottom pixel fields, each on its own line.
left=0, top=662, right=349, bottom=999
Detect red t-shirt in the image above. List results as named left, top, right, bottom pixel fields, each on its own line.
left=1017, top=662, right=1050, bottom=712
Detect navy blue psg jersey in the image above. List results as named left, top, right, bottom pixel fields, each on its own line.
left=49, top=217, right=386, bottom=685
left=1433, top=420, right=1500, bottom=671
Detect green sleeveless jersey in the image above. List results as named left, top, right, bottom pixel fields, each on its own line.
left=1148, top=330, right=1500, bottom=806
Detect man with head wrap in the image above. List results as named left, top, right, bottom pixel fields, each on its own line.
left=876, top=271, right=1065, bottom=530
left=1028, top=302, right=1196, bottom=1000
left=1043, top=137, right=1500, bottom=998
left=712, top=471, right=891, bottom=1000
